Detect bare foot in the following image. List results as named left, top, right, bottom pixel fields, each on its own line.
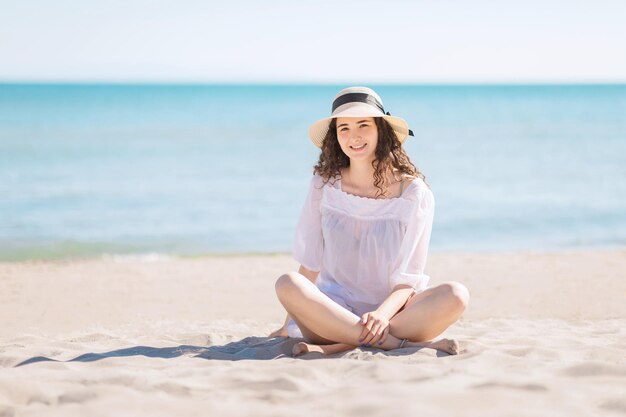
left=292, top=342, right=355, bottom=357
left=292, top=342, right=321, bottom=356
left=405, top=338, right=460, bottom=355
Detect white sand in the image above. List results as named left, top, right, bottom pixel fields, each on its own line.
left=0, top=249, right=625, bottom=416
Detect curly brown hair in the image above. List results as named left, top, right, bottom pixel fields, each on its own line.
left=312, top=117, right=426, bottom=199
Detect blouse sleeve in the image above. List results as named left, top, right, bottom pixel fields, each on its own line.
left=292, top=174, right=324, bottom=272
left=388, top=187, right=435, bottom=293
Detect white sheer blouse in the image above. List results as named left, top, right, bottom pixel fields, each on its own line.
left=292, top=172, right=434, bottom=312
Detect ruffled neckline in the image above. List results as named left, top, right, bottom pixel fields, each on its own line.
left=327, top=177, right=415, bottom=203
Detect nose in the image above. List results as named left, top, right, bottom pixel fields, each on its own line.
left=350, top=130, right=361, bottom=142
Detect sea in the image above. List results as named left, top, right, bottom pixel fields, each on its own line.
left=1, top=84, right=625, bottom=260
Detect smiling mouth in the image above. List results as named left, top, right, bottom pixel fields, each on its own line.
left=350, top=144, right=367, bottom=151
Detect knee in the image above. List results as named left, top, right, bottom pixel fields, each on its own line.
left=440, top=281, right=470, bottom=313
left=274, top=272, right=304, bottom=301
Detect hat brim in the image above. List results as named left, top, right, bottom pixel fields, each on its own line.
left=308, top=106, right=410, bottom=148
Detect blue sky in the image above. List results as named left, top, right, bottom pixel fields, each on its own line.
left=1, top=0, right=625, bottom=83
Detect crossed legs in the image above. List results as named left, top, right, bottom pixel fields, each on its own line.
left=275, top=272, right=469, bottom=356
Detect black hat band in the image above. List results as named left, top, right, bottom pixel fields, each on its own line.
left=332, top=93, right=385, bottom=114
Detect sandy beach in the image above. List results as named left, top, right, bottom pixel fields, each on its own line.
left=1, top=248, right=625, bottom=416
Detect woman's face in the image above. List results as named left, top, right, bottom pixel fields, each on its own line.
left=335, top=117, right=378, bottom=162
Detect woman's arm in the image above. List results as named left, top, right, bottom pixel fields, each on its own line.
left=298, top=264, right=319, bottom=283
left=375, top=284, right=414, bottom=320
left=358, top=284, right=414, bottom=346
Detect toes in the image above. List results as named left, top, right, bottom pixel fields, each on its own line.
left=427, top=338, right=460, bottom=355
left=440, top=338, right=459, bottom=355
left=448, top=339, right=460, bottom=355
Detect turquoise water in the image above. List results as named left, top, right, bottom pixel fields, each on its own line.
left=1, top=84, right=625, bottom=260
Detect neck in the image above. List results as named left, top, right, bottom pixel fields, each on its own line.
left=345, top=159, right=377, bottom=190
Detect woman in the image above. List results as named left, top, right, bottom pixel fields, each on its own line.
left=270, top=86, right=469, bottom=357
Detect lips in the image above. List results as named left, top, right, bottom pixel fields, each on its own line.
left=350, top=144, right=367, bottom=151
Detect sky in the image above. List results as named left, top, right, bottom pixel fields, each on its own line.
left=1, top=0, right=625, bottom=83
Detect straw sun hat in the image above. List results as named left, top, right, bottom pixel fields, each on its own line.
left=308, top=86, right=414, bottom=148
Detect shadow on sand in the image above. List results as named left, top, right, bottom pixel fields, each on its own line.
left=15, top=336, right=454, bottom=367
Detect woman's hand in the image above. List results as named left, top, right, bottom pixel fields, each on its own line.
left=359, top=311, right=390, bottom=347
left=269, top=325, right=289, bottom=338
